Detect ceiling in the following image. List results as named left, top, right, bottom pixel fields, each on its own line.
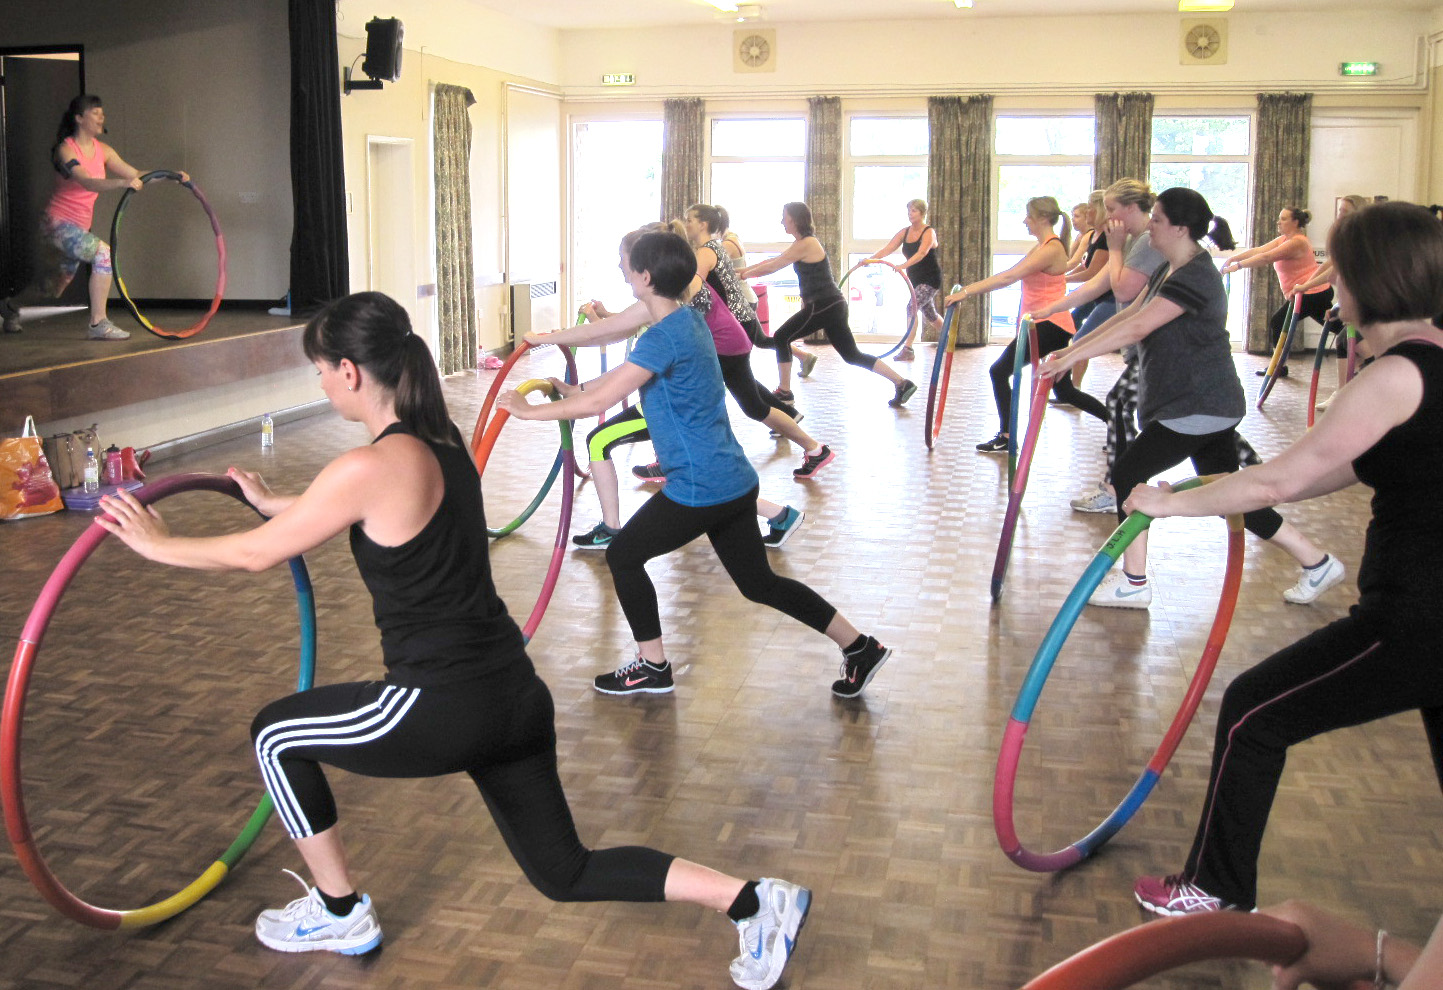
left=470, top=0, right=1438, bottom=30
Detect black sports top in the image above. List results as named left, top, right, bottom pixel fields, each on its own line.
left=702, top=238, right=757, bottom=324
left=349, top=421, right=528, bottom=687
left=794, top=255, right=843, bottom=303
left=900, top=226, right=942, bottom=290
left=1351, top=340, right=1443, bottom=626
left=1083, top=230, right=1115, bottom=306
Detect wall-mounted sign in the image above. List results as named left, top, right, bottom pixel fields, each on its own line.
left=601, top=73, right=636, bottom=86
left=1339, top=62, right=1380, bottom=76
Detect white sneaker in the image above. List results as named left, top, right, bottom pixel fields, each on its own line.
left=1088, top=570, right=1152, bottom=609
left=254, top=869, right=382, bottom=955
left=1070, top=485, right=1117, bottom=514
left=1283, top=554, right=1345, bottom=605
left=729, top=877, right=811, bottom=990
left=87, top=318, right=130, bottom=340
left=1315, top=393, right=1334, bottom=412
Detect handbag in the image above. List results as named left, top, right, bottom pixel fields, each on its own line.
left=1, top=415, right=64, bottom=520
left=43, top=423, right=101, bottom=489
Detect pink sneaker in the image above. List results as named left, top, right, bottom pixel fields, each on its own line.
left=1133, top=875, right=1231, bottom=916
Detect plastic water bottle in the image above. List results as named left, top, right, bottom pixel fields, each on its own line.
left=83, top=446, right=100, bottom=493
left=260, top=412, right=275, bottom=449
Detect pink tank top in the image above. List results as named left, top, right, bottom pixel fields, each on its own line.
left=46, top=137, right=108, bottom=229
left=704, top=284, right=752, bottom=356
left=1020, top=237, right=1075, bottom=335
left=1272, top=236, right=1328, bottom=295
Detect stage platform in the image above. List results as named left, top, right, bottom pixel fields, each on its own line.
left=0, top=306, right=308, bottom=435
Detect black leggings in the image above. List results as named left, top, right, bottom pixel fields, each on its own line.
left=771, top=296, right=877, bottom=372
left=605, top=486, right=837, bottom=642
left=1110, top=421, right=1283, bottom=540
left=1267, top=288, right=1335, bottom=355
left=250, top=666, right=673, bottom=902
left=742, top=316, right=777, bottom=354
left=718, top=351, right=795, bottom=421
left=988, top=320, right=1109, bottom=432
left=1181, top=614, right=1443, bottom=909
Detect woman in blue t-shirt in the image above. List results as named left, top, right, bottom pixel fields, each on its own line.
left=501, top=230, right=890, bottom=700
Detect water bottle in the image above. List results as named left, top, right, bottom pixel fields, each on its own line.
left=104, top=444, right=123, bottom=486
left=83, top=446, right=100, bottom=493
left=260, top=412, right=275, bottom=449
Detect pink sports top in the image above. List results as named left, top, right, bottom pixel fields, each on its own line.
left=46, top=137, right=109, bottom=229
left=1020, top=237, right=1075, bottom=334
left=1272, top=235, right=1328, bottom=295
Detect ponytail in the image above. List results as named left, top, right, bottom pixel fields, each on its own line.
left=303, top=291, right=454, bottom=446
left=1207, top=216, right=1237, bottom=252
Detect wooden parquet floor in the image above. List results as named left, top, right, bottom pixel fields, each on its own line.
left=2, top=343, right=1438, bottom=990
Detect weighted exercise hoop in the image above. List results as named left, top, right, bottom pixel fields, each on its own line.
left=1021, top=912, right=1307, bottom=990
left=924, top=288, right=963, bottom=451
left=110, top=170, right=227, bottom=340
left=1257, top=292, right=1302, bottom=410
left=1007, top=318, right=1041, bottom=486
left=836, top=258, right=918, bottom=361
left=472, top=379, right=576, bottom=644
left=1345, top=325, right=1361, bottom=384
left=1, top=473, right=316, bottom=929
left=1307, top=320, right=1341, bottom=429
left=993, top=476, right=1245, bottom=872
left=990, top=373, right=1050, bottom=601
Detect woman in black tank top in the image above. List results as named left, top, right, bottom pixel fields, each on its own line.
left=867, top=198, right=944, bottom=360
left=1120, top=202, right=1443, bottom=921
left=94, top=291, right=813, bottom=985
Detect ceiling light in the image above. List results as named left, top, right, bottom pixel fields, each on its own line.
left=953, top=0, right=974, bottom=7
left=1179, top=0, right=1234, bottom=10
left=704, top=0, right=739, bottom=12
left=735, top=3, right=761, bottom=19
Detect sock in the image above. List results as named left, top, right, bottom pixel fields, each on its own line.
left=843, top=634, right=869, bottom=656
left=769, top=508, right=790, bottom=525
left=602, top=523, right=621, bottom=535
left=318, top=888, right=361, bottom=917
left=1304, top=554, right=1330, bottom=571
left=1123, top=570, right=1147, bottom=586
left=727, top=881, right=761, bottom=923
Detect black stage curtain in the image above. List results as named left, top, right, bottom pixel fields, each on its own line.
left=287, top=0, right=349, bottom=314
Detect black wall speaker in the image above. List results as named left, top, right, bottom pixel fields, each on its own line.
left=361, top=17, right=403, bottom=82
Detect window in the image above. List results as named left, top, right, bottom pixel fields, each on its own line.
left=991, top=115, right=1095, bottom=334
left=707, top=116, right=807, bottom=325
left=570, top=119, right=662, bottom=309
left=1149, top=115, right=1252, bottom=342
left=844, top=115, right=928, bottom=340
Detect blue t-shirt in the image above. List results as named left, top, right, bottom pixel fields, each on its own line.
left=626, top=306, right=758, bottom=506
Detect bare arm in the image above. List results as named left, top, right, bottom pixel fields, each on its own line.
left=1040, top=292, right=1183, bottom=378
left=737, top=237, right=822, bottom=279
left=1030, top=266, right=1114, bottom=320
left=868, top=229, right=906, bottom=261
left=498, top=361, right=652, bottom=421
left=527, top=300, right=647, bottom=348
left=944, top=241, right=1068, bottom=304
left=1261, top=901, right=1432, bottom=990
left=1223, top=235, right=1307, bottom=273
left=1067, top=245, right=1108, bottom=283
left=1294, top=259, right=1336, bottom=295
left=1123, top=354, right=1424, bottom=519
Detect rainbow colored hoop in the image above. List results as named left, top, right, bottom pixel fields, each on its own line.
left=836, top=258, right=919, bottom=361
left=1307, top=320, right=1342, bottom=428
left=1257, top=292, right=1301, bottom=410
left=1022, top=912, right=1307, bottom=990
left=991, top=372, right=1049, bottom=601
left=110, top=171, right=228, bottom=340
left=924, top=288, right=962, bottom=451
left=1, top=473, right=316, bottom=929
left=472, top=379, right=576, bottom=644
left=993, top=476, right=1245, bottom=872
left=1007, top=318, right=1040, bottom=485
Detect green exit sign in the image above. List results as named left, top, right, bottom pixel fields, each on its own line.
left=601, top=73, right=636, bottom=86
left=1340, top=62, right=1380, bottom=76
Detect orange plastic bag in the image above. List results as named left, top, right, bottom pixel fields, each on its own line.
left=1, top=416, right=64, bottom=520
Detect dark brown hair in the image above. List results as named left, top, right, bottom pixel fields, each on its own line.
left=1328, top=202, right=1443, bottom=326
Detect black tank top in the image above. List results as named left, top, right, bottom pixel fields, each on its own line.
left=350, top=421, right=528, bottom=687
left=794, top=254, right=842, bottom=303
left=1351, top=340, right=1443, bottom=626
left=900, top=226, right=942, bottom=290
left=1083, top=230, right=1115, bottom=307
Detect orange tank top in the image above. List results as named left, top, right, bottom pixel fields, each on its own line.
left=1272, top=236, right=1328, bottom=295
left=1020, top=237, right=1075, bottom=334
left=46, top=137, right=108, bottom=230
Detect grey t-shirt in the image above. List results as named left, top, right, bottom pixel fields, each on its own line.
left=1120, top=232, right=1166, bottom=303
left=1135, top=249, right=1245, bottom=428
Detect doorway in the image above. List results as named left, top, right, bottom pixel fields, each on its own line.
left=366, top=136, right=416, bottom=331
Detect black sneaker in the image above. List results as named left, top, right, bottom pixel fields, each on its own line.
left=1255, top=366, right=1289, bottom=378
left=793, top=444, right=834, bottom=479
left=594, top=657, right=675, bottom=695
left=976, top=433, right=1010, bottom=453
left=888, top=379, right=918, bottom=408
left=762, top=506, right=806, bottom=548
left=769, top=412, right=804, bottom=439
left=831, top=637, right=891, bottom=698
left=572, top=521, right=618, bottom=550
left=632, top=462, right=666, bottom=483
left=772, top=387, right=795, bottom=403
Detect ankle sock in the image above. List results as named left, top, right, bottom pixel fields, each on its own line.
left=726, top=881, right=760, bottom=922
left=769, top=508, right=790, bottom=525
left=318, top=889, right=361, bottom=917
left=1304, top=554, right=1330, bottom=571
left=1124, top=571, right=1147, bottom=586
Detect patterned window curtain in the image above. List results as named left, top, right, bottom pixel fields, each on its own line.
left=433, top=84, right=478, bottom=376
left=1093, top=92, right=1154, bottom=189
left=662, top=98, right=705, bottom=223
left=926, top=94, right=993, bottom=347
left=805, top=96, right=843, bottom=269
left=1248, top=92, right=1312, bottom=353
